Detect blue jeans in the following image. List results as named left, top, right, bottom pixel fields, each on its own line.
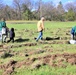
left=36, top=31, right=43, bottom=41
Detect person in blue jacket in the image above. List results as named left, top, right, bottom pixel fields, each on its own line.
left=71, top=26, right=76, bottom=40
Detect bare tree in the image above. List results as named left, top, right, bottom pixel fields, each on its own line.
left=65, top=2, right=76, bottom=12
left=34, top=0, right=46, bottom=19
left=57, top=2, right=65, bottom=14
left=56, top=2, right=65, bottom=21
left=41, top=2, right=55, bottom=20
left=13, top=0, right=24, bottom=20
left=0, top=0, right=5, bottom=19
left=23, top=0, right=34, bottom=10
left=0, top=0, right=75, bottom=21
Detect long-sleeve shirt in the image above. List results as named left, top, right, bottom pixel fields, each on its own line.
left=0, top=21, right=6, bottom=31
left=9, top=30, right=15, bottom=38
left=71, top=26, right=76, bottom=34
left=37, top=20, right=44, bottom=32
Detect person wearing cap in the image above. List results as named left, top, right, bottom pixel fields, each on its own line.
left=36, top=17, right=45, bottom=42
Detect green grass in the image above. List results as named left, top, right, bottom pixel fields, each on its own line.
left=13, top=65, right=76, bottom=75
left=0, top=70, right=3, bottom=75
left=0, top=21, right=76, bottom=75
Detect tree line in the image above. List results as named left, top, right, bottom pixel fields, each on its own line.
left=0, top=0, right=76, bottom=21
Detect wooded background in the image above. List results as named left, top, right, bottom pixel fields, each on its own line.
left=0, top=0, right=76, bottom=21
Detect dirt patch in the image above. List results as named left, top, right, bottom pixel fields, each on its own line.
left=29, top=49, right=46, bottom=55
left=0, top=50, right=13, bottom=58
left=0, top=42, right=38, bottom=51
left=3, top=66, right=14, bottom=75
left=27, top=53, right=76, bottom=69
left=39, top=40, right=69, bottom=44
left=0, top=45, right=3, bottom=48
left=0, top=60, right=17, bottom=75
left=9, top=43, right=37, bottom=48
left=0, top=53, right=76, bottom=75
left=0, top=43, right=37, bottom=49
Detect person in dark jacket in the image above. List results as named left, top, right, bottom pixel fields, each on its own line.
left=7, top=28, right=15, bottom=43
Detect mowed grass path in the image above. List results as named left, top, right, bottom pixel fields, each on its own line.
left=0, top=21, right=76, bottom=75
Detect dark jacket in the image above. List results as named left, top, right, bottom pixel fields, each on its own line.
left=9, top=28, right=15, bottom=38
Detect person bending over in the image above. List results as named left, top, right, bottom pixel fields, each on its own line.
left=71, top=26, right=76, bottom=40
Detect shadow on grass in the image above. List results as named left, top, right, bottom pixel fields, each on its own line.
left=46, top=37, right=60, bottom=41
left=15, top=38, right=29, bottom=43
left=34, top=37, right=60, bottom=41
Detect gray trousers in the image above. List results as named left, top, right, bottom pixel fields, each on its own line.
left=2, top=34, right=7, bottom=43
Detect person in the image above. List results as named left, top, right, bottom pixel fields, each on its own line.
left=2, top=26, right=7, bottom=43
left=0, top=18, right=6, bottom=31
left=71, top=26, right=76, bottom=40
left=36, top=17, right=45, bottom=42
left=7, top=28, right=15, bottom=43
left=0, top=18, right=6, bottom=42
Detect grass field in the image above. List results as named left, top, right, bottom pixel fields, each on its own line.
left=0, top=21, right=76, bottom=75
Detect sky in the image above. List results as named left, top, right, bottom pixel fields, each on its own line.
left=43, top=0, right=76, bottom=5
left=3, top=0, right=76, bottom=6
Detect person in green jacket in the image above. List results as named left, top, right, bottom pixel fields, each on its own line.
left=0, top=18, right=6, bottom=42
left=71, top=26, right=76, bottom=40
left=0, top=18, right=6, bottom=31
